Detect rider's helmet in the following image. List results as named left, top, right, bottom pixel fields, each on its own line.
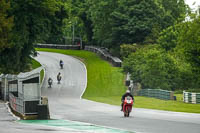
left=126, top=89, right=130, bottom=93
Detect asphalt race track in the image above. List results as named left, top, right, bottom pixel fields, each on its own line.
left=35, top=51, right=200, bottom=133
left=1, top=51, right=200, bottom=133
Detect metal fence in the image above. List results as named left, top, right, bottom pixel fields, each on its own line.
left=35, top=43, right=81, bottom=50
left=35, top=44, right=122, bottom=67
left=9, top=92, right=40, bottom=115
left=85, top=46, right=122, bottom=67
left=183, top=91, right=200, bottom=104
left=0, top=74, right=17, bottom=101
left=0, top=67, right=43, bottom=116
left=137, top=89, right=174, bottom=100
left=9, top=92, right=24, bottom=114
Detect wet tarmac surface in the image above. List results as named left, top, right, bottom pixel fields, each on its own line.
left=1, top=51, right=200, bottom=133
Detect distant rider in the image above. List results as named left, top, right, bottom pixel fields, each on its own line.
left=121, top=90, right=134, bottom=111
left=60, top=60, right=64, bottom=69
left=48, top=77, right=53, bottom=88
left=57, top=72, right=62, bottom=84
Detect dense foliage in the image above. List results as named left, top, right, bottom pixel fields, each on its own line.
left=85, top=0, right=188, bottom=56
left=123, top=45, right=177, bottom=90
left=0, top=0, right=13, bottom=52
left=0, top=0, right=58, bottom=73
left=0, top=0, right=199, bottom=91
left=0, top=0, right=15, bottom=73
left=123, top=16, right=200, bottom=91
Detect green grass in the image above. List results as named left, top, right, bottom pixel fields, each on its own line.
left=32, top=59, right=41, bottom=69
left=36, top=48, right=126, bottom=98
left=88, top=95, right=200, bottom=113
left=31, top=59, right=44, bottom=83
left=36, top=48, right=200, bottom=113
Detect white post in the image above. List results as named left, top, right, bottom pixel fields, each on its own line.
left=38, top=73, right=41, bottom=104
left=191, top=93, right=196, bottom=104
left=22, top=84, right=25, bottom=114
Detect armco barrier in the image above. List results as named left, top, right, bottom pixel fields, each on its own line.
left=35, top=44, right=122, bottom=67
left=35, top=43, right=80, bottom=50
left=183, top=91, right=200, bottom=104
left=85, top=46, right=122, bottom=67
left=138, top=89, right=174, bottom=100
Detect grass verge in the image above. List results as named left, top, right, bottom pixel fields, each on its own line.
left=36, top=48, right=200, bottom=113
left=31, top=59, right=44, bottom=83
left=36, top=48, right=126, bottom=98
left=86, top=94, right=200, bottom=113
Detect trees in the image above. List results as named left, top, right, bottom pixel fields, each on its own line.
left=158, top=15, right=200, bottom=90
left=86, top=0, right=117, bottom=46
left=0, top=0, right=13, bottom=52
left=119, top=0, right=198, bottom=91
left=9, top=0, right=58, bottom=72
left=177, top=18, right=200, bottom=70
left=0, top=0, right=18, bottom=73
left=111, top=0, right=162, bottom=44
left=45, top=1, right=69, bottom=44
left=175, top=17, right=200, bottom=89
left=83, top=0, right=188, bottom=56
left=0, top=0, right=59, bottom=73
left=159, top=0, right=188, bottom=27
left=157, top=24, right=184, bottom=51
left=123, top=45, right=178, bottom=90
left=123, top=14, right=200, bottom=90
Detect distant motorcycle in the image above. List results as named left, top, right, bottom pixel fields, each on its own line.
left=123, top=96, right=133, bottom=117
left=48, top=78, right=53, bottom=88
left=57, top=73, right=62, bottom=84
left=60, top=62, right=63, bottom=69
left=60, top=60, right=64, bottom=69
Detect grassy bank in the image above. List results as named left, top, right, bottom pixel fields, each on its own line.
left=36, top=48, right=200, bottom=113
left=88, top=94, right=200, bottom=113
left=32, top=59, right=44, bottom=83
left=36, top=48, right=126, bottom=98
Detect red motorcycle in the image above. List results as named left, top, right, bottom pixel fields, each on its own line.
left=123, top=96, right=133, bottom=117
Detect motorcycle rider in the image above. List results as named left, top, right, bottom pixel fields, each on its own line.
left=57, top=72, right=62, bottom=84
left=121, top=89, right=134, bottom=111
left=48, top=77, right=53, bottom=88
left=60, top=60, right=64, bottom=69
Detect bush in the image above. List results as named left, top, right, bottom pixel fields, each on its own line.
left=123, top=45, right=178, bottom=90
left=120, top=44, right=139, bottom=59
